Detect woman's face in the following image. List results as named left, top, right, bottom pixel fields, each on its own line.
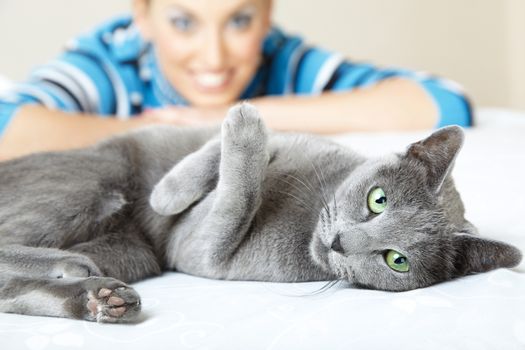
left=134, top=0, right=272, bottom=107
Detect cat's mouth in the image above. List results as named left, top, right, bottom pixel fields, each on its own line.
left=321, top=236, right=362, bottom=284
left=326, top=248, right=351, bottom=279
left=312, top=224, right=357, bottom=281
left=333, top=257, right=363, bottom=287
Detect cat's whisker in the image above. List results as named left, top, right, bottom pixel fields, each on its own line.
left=272, top=170, right=321, bottom=201
left=284, top=172, right=317, bottom=195
left=305, top=279, right=344, bottom=296
left=328, top=201, right=336, bottom=230
left=331, top=186, right=338, bottom=226
left=308, top=160, right=331, bottom=220
left=317, top=159, right=330, bottom=196
left=269, top=171, right=335, bottom=235
left=320, top=210, right=332, bottom=232
left=276, top=138, right=333, bottom=222
left=316, top=163, right=336, bottom=227
left=274, top=176, right=316, bottom=201
left=272, top=177, right=323, bottom=215
left=314, top=202, right=331, bottom=233
left=315, top=164, right=339, bottom=229
left=269, top=190, right=317, bottom=212
left=271, top=171, right=333, bottom=223
left=290, top=153, right=336, bottom=231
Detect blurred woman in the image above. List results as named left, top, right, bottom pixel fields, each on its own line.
left=0, top=0, right=472, bottom=159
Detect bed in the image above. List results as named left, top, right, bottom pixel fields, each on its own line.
left=1, top=108, right=524, bottom=350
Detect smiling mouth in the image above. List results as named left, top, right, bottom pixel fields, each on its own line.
left=192, top=71, right=233, bottom=92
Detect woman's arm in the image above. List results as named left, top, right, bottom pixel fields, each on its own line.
left=0, top=105, right=154, bottom=160
left=0, top=77, right=436, bottom=160
left=253, top=77, right=438, bottom=133
left=147, top=76, right=439, bottom=133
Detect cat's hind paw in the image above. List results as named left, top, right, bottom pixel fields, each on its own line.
left=82, top=277, right=141, bottom=323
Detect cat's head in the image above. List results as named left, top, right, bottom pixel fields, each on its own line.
left=310, top=126, right=522, bottom=291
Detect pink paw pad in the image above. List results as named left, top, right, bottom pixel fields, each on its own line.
left=86, top=286, right=140, bottom=322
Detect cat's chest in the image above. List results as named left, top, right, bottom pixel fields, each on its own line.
left=163, top=147, right=356, bottom=277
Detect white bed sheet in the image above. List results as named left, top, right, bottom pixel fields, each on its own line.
left=1, top=109, right=525, bottom=350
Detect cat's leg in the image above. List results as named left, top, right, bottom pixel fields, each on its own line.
left=184, top=103, right=269, bottom=269
left=150, top=138, right=221, bottom=216
left=0, top=244, right=102, bottom=279
left=68, top=230, right=162, bottom=283
left=0, top=243, right=145, bottom=323
left=1, top=227, right=161, bottom=284
left=0, top=274, right=141, bottom=323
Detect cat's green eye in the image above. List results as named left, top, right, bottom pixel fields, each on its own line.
left=385, top=250, right=409, bottom=272
left=367, top=187, right=387, bottom=214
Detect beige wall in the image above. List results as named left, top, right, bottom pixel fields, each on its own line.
left=506, top=0, right=525, bottom=111
left=1, top=0, right=524, bottom=111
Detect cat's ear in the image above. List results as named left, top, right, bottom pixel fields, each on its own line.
left=406, top=126, right=464, bottom=193
left=452, top=233, right=522, bottom=275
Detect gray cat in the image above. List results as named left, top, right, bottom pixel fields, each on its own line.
left=0, top=103, right=521, bottom=323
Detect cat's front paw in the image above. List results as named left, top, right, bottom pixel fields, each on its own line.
left=222, top=102, right=268, bottom=151
left=82, top=277, right=141, bottom=323
left=150, top=177, right=201, bottom=216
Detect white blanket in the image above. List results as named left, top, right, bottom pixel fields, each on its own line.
left=1, top=109, right=525, bottom=350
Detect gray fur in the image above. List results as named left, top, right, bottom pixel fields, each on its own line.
left=0, top=103, right=521, bottom=323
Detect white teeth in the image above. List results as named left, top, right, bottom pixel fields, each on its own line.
left=194, top=73, right=228, bottom=88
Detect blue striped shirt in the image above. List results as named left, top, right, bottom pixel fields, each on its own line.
left=0, top=15, right=473, bottom=135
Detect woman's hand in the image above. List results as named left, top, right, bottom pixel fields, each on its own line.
left=141, top=105, right=228, bottom=127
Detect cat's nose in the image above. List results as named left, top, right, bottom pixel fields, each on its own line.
left=331, top=234, right=345, bottom=254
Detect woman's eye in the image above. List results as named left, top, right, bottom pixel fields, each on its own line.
left=228, top=13, right=253, bottom=30
left=367, top=187, right=387, bottom=214
left=385, top=250, right=409, bottom=272
left=170, top=16, right=195, bottom=32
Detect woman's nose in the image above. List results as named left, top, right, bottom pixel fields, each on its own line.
left=200, top=28, right=226, bottom=69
